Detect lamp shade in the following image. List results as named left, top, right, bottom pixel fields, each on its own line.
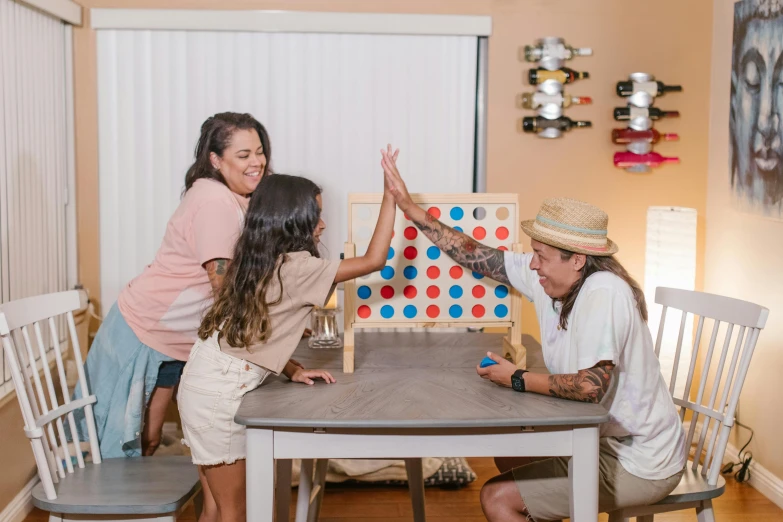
left=644, top=206, right=697, bottom=397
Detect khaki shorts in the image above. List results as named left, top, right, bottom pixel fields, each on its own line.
left=178, top=336, right=269, bottom=466
left=512, top=452, right=684, bottom=521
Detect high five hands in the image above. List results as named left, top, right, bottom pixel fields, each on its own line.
left=380, top=145, right=413, bottom=213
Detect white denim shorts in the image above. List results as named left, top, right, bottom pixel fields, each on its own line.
left=178, top=334, right=269, bottom=466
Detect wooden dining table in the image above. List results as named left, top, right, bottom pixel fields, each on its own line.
left=236, top=331, right=609, bottom=521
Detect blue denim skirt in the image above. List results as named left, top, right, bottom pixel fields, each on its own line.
left=71, top=304, right=182, bottom=458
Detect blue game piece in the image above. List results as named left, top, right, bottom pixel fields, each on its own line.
left=403, top=266, right=418, bottom=279
left=494, top=304, right=509, bottom=318
left=480, top=356, right=498, bottom=368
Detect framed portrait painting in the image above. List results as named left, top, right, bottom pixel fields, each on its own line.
left=730, top=0, right=783, bottom=219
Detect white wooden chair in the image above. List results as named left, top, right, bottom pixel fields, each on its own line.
left=607, top=287, right=769, bottom=522
left=0, top=290, right=201, bottom=521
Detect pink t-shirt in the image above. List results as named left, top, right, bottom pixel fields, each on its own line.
left=118, top=178, right=249, bottom=361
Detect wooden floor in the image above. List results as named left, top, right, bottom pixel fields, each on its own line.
left=24, top=458, right=783, bottom=521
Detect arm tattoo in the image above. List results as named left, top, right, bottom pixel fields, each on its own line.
left=547, top=361, right=614, bottom=403
left=411, top=212, right=511, bottom=285
left=205, top=258, right=229, bottom=292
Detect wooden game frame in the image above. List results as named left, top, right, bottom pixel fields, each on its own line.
left=343, top=193, right=526, bottom=373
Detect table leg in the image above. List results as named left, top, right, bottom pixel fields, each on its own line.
left=247, top=428, right=274, bottom=522
left=295, top=459, right=314, bottom=522
left=570, top=425, right=599, bottom=522
left=275, top=459, right=293, bottom=522
left=404, top=458, right=426, bottom=522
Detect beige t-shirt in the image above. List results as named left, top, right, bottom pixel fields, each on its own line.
left=219, top=251, right=341, bottom=374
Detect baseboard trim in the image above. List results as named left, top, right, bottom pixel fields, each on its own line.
left=0, top=476, right=38, bottom=522
left=726, top=442, right=783, bottom=510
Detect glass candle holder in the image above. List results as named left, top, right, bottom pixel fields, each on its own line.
left=308, top=307, right=342, bottom=349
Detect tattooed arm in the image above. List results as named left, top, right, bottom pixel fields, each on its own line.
left=379, top=153, right=510, bottom=285
left=411, top=210, right=510, bottom=285
left=203, top=258, right=229, bottom=293
left=523, top=361, right=615, bottom=403
left=476, top=353, right=615, bottom=404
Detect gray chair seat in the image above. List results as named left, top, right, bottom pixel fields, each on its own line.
left=656, top=468, right=726, bottom=505
left=32, top=456, right=200, bottom=515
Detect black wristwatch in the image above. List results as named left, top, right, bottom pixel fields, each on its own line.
left=511, top=369, right=528, bottom=392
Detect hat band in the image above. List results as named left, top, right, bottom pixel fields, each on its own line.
left=536, top=215, right=607, bottom=235
left=532, top=220, right=609, bottom=249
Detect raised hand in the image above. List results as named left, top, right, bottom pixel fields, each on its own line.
left=380, top=144, right=400, bottom=195
left=380, top=145, right=413, bottom=212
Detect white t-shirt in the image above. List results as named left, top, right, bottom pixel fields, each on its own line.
left=505, top=251, right=687, bottom=480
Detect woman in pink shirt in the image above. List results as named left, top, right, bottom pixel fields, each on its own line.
left=73, top=112, right=277, bottom=461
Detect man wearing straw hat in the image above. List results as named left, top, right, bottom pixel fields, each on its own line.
left=379, top=150, right=687, bottom=522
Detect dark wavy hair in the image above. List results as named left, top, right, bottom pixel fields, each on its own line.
left=183, top=112, right=272, bottom=194
left=555, top=249, right=648, bottom=331
left=199, top=174, right=323, bottom=348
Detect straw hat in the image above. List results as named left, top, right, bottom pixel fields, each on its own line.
left=520, top=198, right=618, bottom=256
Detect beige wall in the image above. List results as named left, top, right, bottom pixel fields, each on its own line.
left=705, top=0, right=783, bottom=479
left=0, top=399, right=38, bottom=513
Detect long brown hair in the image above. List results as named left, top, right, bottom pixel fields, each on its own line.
left=198, top=175, right=322, bottom=348
left=183, top=112, right=272, bottom=194
left=555, top=249, right=648, bottom=331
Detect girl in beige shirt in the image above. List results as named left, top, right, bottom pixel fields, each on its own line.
left=178, top=146, right=400, bottom=522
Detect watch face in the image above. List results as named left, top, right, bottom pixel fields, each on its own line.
left=511, top=375, right=524, bottom=392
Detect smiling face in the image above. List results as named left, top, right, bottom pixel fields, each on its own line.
left=210, top=128, right=266, bottom=196
left=313, top=194, right=326, bottom=244
left=732, top=15, right=783, bottom=203
left=527, top=239, right=585, bottom=298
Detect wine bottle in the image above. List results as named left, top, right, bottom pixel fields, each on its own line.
left=611, top=128, right=679, bottom=144
left=613, top=107, right=679, bottom=121
left=523, top=43, right=592, bottom=62
left=613, top=151, right=680, bottom=169
left=616, top=80, right=682, bottom=97
left=528, top=67, right=589, bottom=85
left=517, top=92, right=592, bottom=109
left=521, top=116, right=592, bottom=133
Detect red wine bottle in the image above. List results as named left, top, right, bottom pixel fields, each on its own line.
left=522, top=116, right=591, bottom=133
left=611, top=128, right=679, bottom=144
left=614, top=151, right=680, bottom=168
left=616, top=80, right=682, bottom=97
left=613, top=107, right=679, bottom=121
left=528, top=67, right=589, bottom=85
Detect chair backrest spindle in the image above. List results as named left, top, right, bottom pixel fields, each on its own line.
left=654, top=287, right=768, bottom=486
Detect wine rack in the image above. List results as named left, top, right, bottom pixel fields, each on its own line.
left=517, top=36, right=592, bottom=138
left=612, top=72, right=682, bottom=172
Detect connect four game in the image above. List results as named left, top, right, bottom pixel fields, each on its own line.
left=342, top=193, right=526, bottom=373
